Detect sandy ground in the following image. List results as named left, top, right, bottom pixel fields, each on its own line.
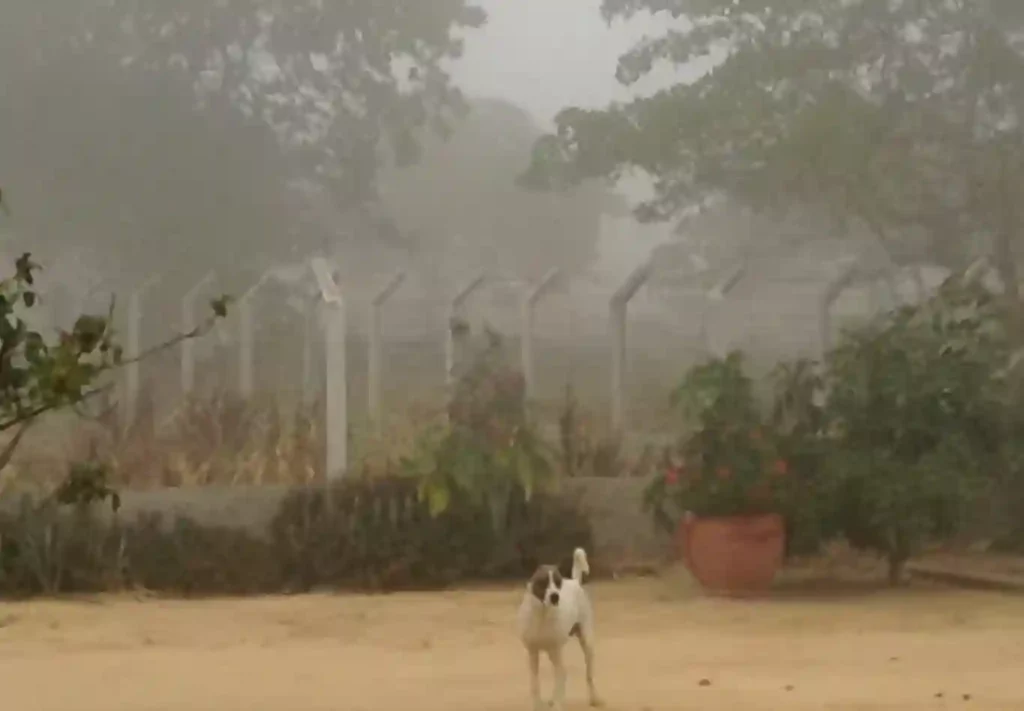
left=1, top=574, right=1023, bottom=711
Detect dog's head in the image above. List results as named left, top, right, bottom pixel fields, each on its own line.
left=529, top=564, right=564, bottom=607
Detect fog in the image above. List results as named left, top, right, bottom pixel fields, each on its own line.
left=0, top=0, right=1002, bottom=431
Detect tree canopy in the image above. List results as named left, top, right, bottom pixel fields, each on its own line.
left=380, top=97, right=628, bottom=279
left=525, top=1, right=1024, bottom=291
left=0, top=0, right=486, bottom=296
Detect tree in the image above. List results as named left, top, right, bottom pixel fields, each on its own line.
left=0, top=56, right=305, bottom=300
left=380, top=97, right=627, bottom=278
left=525, top=1, right=1024, bottom=296
left=76, top=0, right=486, bottom=217
left=1, top=0, right=487, bottom=298
left=823, top=271, right=1012, bottom=583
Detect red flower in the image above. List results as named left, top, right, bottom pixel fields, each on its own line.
left=772, top=459, right=789, bottom=476
left=716, top=465, right=732, bottom=480
left=665, top=466, right=680, bottom=485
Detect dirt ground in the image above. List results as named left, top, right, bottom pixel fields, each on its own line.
left=1, top=574, right=1023, bottom=711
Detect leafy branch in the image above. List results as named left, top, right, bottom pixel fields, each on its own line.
left=0, top=251, right=230, bottom=461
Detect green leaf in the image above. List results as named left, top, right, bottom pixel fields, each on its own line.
left=210, top=295, right=232, bottom=319
left=424, top=481, right=450, bottom=518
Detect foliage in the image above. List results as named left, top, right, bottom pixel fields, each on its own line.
left=525, top=1, right=1024, bottom=278
left=768, top=358, right=836, bottom=556
left=0, top=452, right=124, bottom=594
left=404, top=330, right=557, bottom=532
left=0, top=56, right=306, bottom=297
left=0, top=254, right=227, bottom=470
left=272, top=477, right=591, bottom=592
left=108, top=392, right=322, bottom=488
left=0, top=475, right=593, bottom=597
left=823, top=272, right=1013, bottom=582
left=557, top=385, right=632, bottom=478
left=381, top=97, right=627, bottom=277
left=0, top=495, right=127, bottom=595
left=2, top=0, right=487, bottom=288
left=643, top=353, right=797, bottom=528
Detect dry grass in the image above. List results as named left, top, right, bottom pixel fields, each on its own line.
left=1, top=377, right=668, bottom=493
left=0, top=574, right=1022, bottom=710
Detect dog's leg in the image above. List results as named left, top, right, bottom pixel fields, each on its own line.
left=549, top=647, right=567, bottom=711
left=579, top=631, right=603, bottom=706
left=528, top=648, right=544, bottom=711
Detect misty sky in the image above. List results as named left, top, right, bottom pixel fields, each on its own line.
left=451, top=0, right=700, bottom=128
left=448, top=0, right=708, bottom=273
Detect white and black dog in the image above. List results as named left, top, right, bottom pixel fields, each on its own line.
left=517, top=547, right=602, bottom=710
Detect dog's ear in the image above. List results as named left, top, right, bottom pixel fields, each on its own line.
left=530, top=567, right=548, bottom=601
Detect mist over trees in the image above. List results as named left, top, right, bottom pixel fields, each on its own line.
left=380, top=97, right=628, bottom=280
left=527, top=1, right=1024, bottom=305
left=0, top=0, right=485, bottom=302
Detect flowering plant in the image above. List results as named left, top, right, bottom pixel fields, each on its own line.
left=643, top=353, right=796, bottom=532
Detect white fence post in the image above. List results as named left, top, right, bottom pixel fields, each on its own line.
left=368, top=270, right=406, bottom=435
left=445, top=273, right=486, bottom=388
left=819, top=260, right=861, bottom=357
left=521, top=268, right=561, bottom=401
left=236, top=274, right=273, bottom=400
left=121, top=273, right=160, bottom=431
left=701, top=263, right=746, bottom=357
left=237, top=295, right=254, bottom=399
left=310, top=257, right=347, bottom=479
left=609, top=262, right=652, bottom=436
left=180, top=270, right=215, bottom=396
left=301, top=295, right=318, bottom=408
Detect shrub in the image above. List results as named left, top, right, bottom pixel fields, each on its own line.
left=767, top=358, right=836, bottom=556
left=407, top=329, right=557, bottom=533
left=109, top=391, right=323, bottom=488
left=270, top=475, right=593, bottom=593
left=123, top=513, right=282, bottom=595
left=1, top=473, right=593, bottom=597
left=0, top=495, right=127, bottom=595
left=643, top=352, right=799, bottom=529
left=822, top=273, right=1010, bottom=583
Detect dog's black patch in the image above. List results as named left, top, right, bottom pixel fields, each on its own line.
left=552, top=569, right=563, bottom=589
left=530, top=567, right=549, bottom=601
left=570, top=623, right=580, bottom=637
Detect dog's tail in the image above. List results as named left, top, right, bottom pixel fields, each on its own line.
left=572, top=547, right=590, bottom=583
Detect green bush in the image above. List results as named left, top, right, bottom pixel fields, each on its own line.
left=0, top=475, right=593, bottom=597
left=0, top=497, right=126, bottom=595
left=821, top=273, right=1011, bottom=582
left=643, top=353, right=803, bottom=533
left=270, top=475, right=593, bottom=592
left=406, top=329, right=558, bottom=532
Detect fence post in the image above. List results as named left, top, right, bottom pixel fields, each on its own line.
left=236, top=273, right=273, bottom=400
left=445, top=273, right=486, bottom=388
left=700, top=263, right=746, bottom=357
left=521, top=268, right=561, bottom=401
left=368, top=270, right=406, bottom=435
left=180, top=270, right=215, bottom=396
left=819, top=259, right=861, bottom=357
left=237, top=293, right=254, bottom=399
left=301, top=295, right=318, bottom=408
left=609, top=262, right=652, bottom=436
left=310, top=257, right=347, bottom=479
left=121, top=273, right=160, bottom=431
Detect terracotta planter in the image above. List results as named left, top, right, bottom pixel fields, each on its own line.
left=678, top=512, right=785, bottom=596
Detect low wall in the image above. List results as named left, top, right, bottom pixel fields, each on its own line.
left=2, top=477, right=672, bottom=572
